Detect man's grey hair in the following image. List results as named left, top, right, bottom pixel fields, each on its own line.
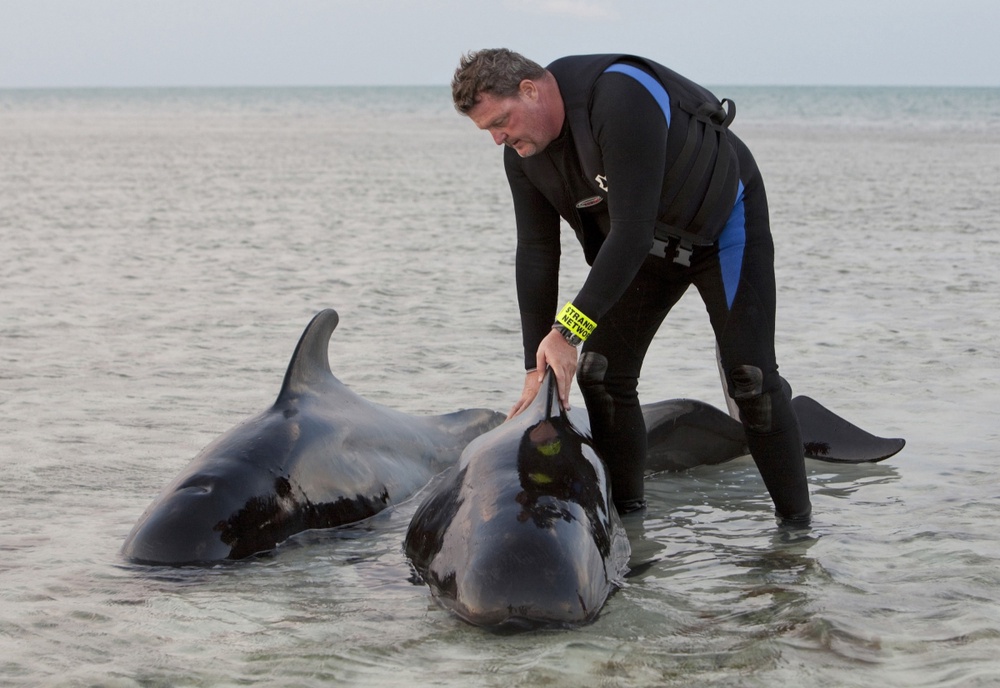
left=451, top=49, right=546, bottom=115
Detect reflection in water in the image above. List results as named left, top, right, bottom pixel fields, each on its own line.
left=622, top=458, right=903, bottom=592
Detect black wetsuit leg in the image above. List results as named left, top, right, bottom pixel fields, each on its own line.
left=579, top=136, right=811, bottom=523
left=690, top=138, right=811, bottom=524
left=577, top=257, right=689, bottom=511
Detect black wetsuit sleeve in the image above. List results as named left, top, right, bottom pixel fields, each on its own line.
left=505, top=148, right=561, bottom=370
left=570, top=72, right=668, bottom=322
left=506, top=71, right=668, bottom=369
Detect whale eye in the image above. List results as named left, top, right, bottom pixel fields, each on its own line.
left=177, top=475, right=215, bottom=494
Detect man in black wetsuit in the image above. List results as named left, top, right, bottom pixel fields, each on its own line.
left=452, top=49, right=811, bottom=525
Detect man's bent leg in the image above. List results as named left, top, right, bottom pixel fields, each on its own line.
left=729, top=364, right=811, bottom=525
left=577, top=351, right=647, bottom=512
left=577, top=267, right=683, bottom=514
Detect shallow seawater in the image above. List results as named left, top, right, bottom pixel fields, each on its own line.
left=1, top=86, right=999, bottom=686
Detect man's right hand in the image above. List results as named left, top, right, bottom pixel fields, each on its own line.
left=506, top=370, right=543, bottom=420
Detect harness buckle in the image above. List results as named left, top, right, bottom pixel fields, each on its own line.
left=649, top=235, right=695, bottom=266
left=673, top=241, right=693, bottom=267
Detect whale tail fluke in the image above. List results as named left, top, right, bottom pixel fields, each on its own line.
left=641, top=394, right=905, bottom=470
left=792, top=395, right=905, bottom=463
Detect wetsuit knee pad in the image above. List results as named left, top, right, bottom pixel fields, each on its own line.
left=577, top=351, right=646, bottom=507
left=576, top=351, right=608, bottom=390
left=729, top=365, right=773, bottom=434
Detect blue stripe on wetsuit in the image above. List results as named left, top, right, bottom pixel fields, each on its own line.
left=605, top=62, right=745, bottom=310
left=717, top=181, right=746, bottom=309
left=603, top=63, right=671, bottom=127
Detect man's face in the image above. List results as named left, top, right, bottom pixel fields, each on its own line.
left=467, top=81, right=555, bottom=158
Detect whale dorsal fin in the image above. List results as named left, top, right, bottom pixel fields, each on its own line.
left=276, top=309, right=340, bottom=401
left=528, top=368, right=565, bottom=421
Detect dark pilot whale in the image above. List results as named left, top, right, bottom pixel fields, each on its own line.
left=121, top=308, right=504, bottom=565
left=404, top=368, right=629, bottom=629
left=404, top=370, right=905, bottom=629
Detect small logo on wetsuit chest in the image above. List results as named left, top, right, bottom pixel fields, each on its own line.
left=575, top=195, right=605, bottom=209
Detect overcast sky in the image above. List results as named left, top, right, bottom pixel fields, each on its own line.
left=2, top=0, right=997, bottom=89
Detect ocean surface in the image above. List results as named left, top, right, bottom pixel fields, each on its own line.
left=1, top=84, right=998, bottom=687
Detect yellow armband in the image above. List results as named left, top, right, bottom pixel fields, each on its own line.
left=554, top=302, right=597, bottom=345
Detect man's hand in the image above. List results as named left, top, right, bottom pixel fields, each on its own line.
left=507, top=329, right=579, bottom=420
left=506, top=370, right=543, bottom=420
left=537, top=328, right=579, bottom=410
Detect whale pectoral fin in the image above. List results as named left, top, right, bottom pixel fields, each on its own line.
left=641, top=399, right=749, bottom=473
left=792, top=395, right=906, bottom=463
